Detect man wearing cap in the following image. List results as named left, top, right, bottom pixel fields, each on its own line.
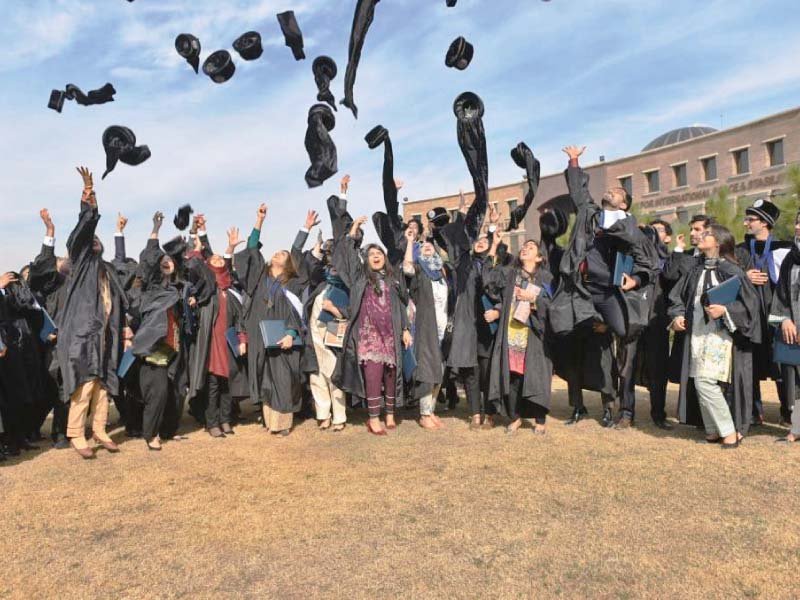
left=551, top=145, right=658, bottom=429
left=735, top=198, right=792, bottom=425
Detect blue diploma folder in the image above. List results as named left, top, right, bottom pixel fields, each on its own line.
left=39, top=310, right=58, bottom=344
left=774, top=338, right=800, bottom=365
left=226, top=327, right=241, bottom=357
left=705, top=277, right=741, bottom=306
left=613, top=253, right=634, bottom=287
left=259, top=319, right=303, bottom=349
left=481, top=295, right=499, bottom=335
left=318, top=286, right=349, bottom=324
left=117, top=349, right=136, bottom=379
left=402, top=346, right=418, bottom=382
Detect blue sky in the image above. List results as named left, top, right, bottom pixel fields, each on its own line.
left=1, top=0, right=799, bottom=271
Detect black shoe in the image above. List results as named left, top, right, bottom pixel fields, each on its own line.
left=565, top=407, right=588, bottom=425
left=653, top=419, right=673, bottom=431
left=601, top=407, right=614, bottom=428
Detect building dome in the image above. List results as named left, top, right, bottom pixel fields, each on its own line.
left=642, top=126, right=718, bottom=152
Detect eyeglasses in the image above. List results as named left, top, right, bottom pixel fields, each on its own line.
left=743, top=216, right=760, bottom=223
left=700, top=231, right=716, bottom=239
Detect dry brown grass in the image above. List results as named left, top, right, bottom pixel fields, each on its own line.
left=2, top=379, right=800, bottom=599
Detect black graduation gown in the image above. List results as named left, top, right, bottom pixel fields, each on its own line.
left=235, top=247, right=303, bottom=414
left=484, top=263, right=554, bottom=415
left=330, top=235, right=408, bottom=405
left=56, top=201, right=127, bottom=402
left=405, top=265, right=447, bottom=396
left=0, top=284, right=42, bottom=411
left=734, top=238, right=791, bottom=382
left=549, top=164, right=658, bottom=337
left=770, top=246, right=800, bottom=399
left=667, top=260, right=761, bottom=434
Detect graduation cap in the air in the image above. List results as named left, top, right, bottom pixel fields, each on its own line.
left=173, top=205, right=194, bottom=231
left=312, top=56, right=338, bottom=110
left=175, top=34, right=202, bottom=73
left=427, top=207, right=450, bottom=228
left=304, top=104, right=338, bottom=188
left=364, top=125, right=389, bottom=149
left=277, top=11, right=305, bottom=60
left=202, top=50, right=236, bottom=83
left=48, top=90, right=66, bottom=113
left=446, top=0, right=457, bottom=6
left=453, top=92, right=489, bottom=227
left=233, top=31, right=263, bottom=61
left=340, top=0, right=381, bottom=118
left=48, top=83, right=115, bottom=112
left=101, top=125, right=151, bottom=180
left=445, top=36, right=473, bottom=70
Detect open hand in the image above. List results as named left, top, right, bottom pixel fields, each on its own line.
left=340, top=175, right=351, bottom=195
left=562, top=146, right=586, bottom=161
left=350, top=215, right=368, bottom=238
left=76, top=166, right=93, bottom=191
left=782, top=319, right=798, bottom=345
left=0, top=272, right=18, bottom=289
left=226, top=227, right=244, bottom=252
left=488, top=203, right=500, bottom=225
left=304, top=210, right=321, bottom=230
left=116, top=213, right=128, bottom=233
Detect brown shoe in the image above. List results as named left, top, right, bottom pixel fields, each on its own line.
left=92, top=435, right=120, bottom=453
left=71, top=441, right=96, bottom=460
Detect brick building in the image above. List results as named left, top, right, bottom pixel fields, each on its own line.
left=403, top=106, right=800, bottom=253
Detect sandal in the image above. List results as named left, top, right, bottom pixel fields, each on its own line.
left=319, top=419, right=332, bottom=431
left=332, top=423, right=346, bottom=432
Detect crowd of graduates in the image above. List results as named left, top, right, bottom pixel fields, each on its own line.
left=1, top=144, right=799, bottom=462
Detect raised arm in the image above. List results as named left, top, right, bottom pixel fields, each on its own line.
left=114, top=212, right=128, bottom=262
left=66, top=166, right=99, bottom=264
left=562, top=145, right=593, bottom=212
left=29, top=209, right=58, bottom=295
left=248, top=203, right=267, bottom=249
left=381, top=138, right=399, bottom=224
left=194, top=213, right=213, bottom=259
left=332, top=215, right=368, bottom=289
left=138, top=212, right=165, bottom=289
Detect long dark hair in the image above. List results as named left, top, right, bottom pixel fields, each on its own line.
left=708, top=223, right=738, bottom=264
left=514, top=239, right=546, bottom=274
left=362, top=243, right=394, bottom=296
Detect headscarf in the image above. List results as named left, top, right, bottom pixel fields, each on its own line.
left=208, top=262, right=232, bottom=291
left=415, top=245, right=444, bottom=282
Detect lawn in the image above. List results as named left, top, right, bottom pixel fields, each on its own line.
left=2, top=379, right=798, bottom=599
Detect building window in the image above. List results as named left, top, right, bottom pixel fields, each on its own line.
left=767, top=139, right=785, bottom=167
left=507, top=198, right=518, bottom=213
left=672, top=163, right=687, bottom=188
left=732, top=148, right=750, bottom=175
left=618, top=176, right=632, bottom=198
left=645, top=170, right=660, bottom=193
left=701, top=156, right=717, bottom=182
left=410, top=213, right=421, bottom=223
left=509, top=234, right=519, bottom=255
left=448, top=208, right=459, bottom=222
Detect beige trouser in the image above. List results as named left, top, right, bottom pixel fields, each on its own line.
left=420, top=384, right=442, bottom=417
left=310, top=372, right=346, bottom=425
left=67, top=379, right=111, bottom=448
left=262, top=403, right=293, bottom=433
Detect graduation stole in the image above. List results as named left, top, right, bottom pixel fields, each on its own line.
left=750, top=235, right=777, bottom=284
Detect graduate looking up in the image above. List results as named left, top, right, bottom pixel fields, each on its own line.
left=57, top=167, right=128, bottom=460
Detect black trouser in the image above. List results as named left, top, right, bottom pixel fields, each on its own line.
left=616, top=336, right=640, bottom=420
left=507, top=373, right=547, bottom=423
left=475, top=356, right=496, bottom=416
left=564, top=326, right=615, bottom=411
left=448, top=366, right=480, bottom=416
left=641, top=323, right=669, bottom=422
left=204, top=374, right=232, bottom=429
left=588, top=284, right=627, bottom=338
left=139, top=363, right=171, bottom=443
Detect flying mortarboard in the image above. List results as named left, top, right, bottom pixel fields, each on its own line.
left=175, top=34, right=202, bottom=73
left=202, top=50, right=236, bottom=83
left=173, top=205, right=194, bottom=231
left=101, top=125, right=151, bottom=180
left=233, top=31, right=263, bottom=61
left=445, top=36, right=473, bottom=70
left=277, top=11, right=305, bottom=60
left=312, top=56, right=338, bottom=110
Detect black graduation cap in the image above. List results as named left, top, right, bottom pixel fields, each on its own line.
left=65, top=83, right=116, bottom=106
left=101, top=125, right=152, bottom=180
left=445, top=36, right=473, bottom=70
left=173, top=205, right=193, bottom=231
left=163, top=236, right=188, bottom=261
left=312, top=56, right=338, bottom=110
left=508, top=142, right=541, bottom=230
left=276, top=11, right=305, bottom=60
left=305, top=104, right=338, bottom=188
left=175, top=34, right=202, bottom=73
left=233, top=31, right=263, bottom=61
left=340, top=0, right=381, bottom=118
left=202, top=50, right=236, bottom=83
left=453, top=92, right=489, bottom=234
left=746, top=198, right=780, bottom=227
left=446, top=0, right=457, bottom=6
left=539, top=208, right=568, bottom=240
left=453, top=91, right=484, bottom=120
left=48, top=90, right=66, bottom=113
left=364, top=124, right=389, bottom=149
left=427, top=207, right=450, bottom=228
